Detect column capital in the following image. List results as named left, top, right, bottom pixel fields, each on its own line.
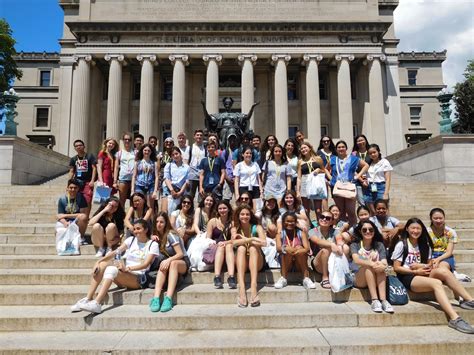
left=169, top=54, right=189, bottom=66
left=73, top=54, right=93, bottom=63
left=137, top=54, right=157, bottom=64
left=303, top=54, right=323, bottom=66
left=366, top=54, right=387, bottom=62
left=104, top=54, right=125, bottom=62
left=202, top=54, right=223, bottom=65
left=238, top=54, right=258, bottom=65
left=271, top=54, right=291, bottom=65
left=335, top=54, right=355, bottom=62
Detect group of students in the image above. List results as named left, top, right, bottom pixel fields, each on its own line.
left=60, top=131, right=474, bottom=334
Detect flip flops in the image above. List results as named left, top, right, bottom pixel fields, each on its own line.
left=320, top=279, right=331, bottom=289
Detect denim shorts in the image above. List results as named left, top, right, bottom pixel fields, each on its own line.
left=135, top=184, right=155, bottom=196
left=432, top=251, right=456, bottom=271
left=363, top=182, right=386, bottom=204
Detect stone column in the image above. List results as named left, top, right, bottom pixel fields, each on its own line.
left=303, top=54, right=323, bottom=147
left=203, top=54, right=222, bottom=115
left=104, top=54, right=124, bottom=139
left=70, top=55, right=93, bottom=146
left=238, top=54, right=257, bottom=130
left=272, top=54, right=291, bottom=143
left=367, top=54, right=387, bottom=152
left=385, top=56, right=405, bottom=154
left=335, top=54, right=355, bottom=144
left=137, top=55, right=157, bottom=139
left=169, top=54, right=188, bottom=139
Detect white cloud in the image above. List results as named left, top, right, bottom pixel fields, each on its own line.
left=395, top=0, right=474, bottom=89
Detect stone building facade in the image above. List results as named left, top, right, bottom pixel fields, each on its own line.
left=12, top=0, right=446, bottom=155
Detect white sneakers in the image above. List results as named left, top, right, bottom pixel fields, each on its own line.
left=274, top=277, right=288, bottom=289
left=70, top=297, right=89, bottom=312
left=274, top=277, right=317, bottom=290
left=71, top=298, right=102, bottom=314
left=95, top=248, right=106, bottom=257
left=371, top=299, right=394, bottom=313
left=303, top=277, right=316, bottom=289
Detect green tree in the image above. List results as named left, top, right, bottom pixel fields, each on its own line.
left=0, top=18, right=22, bottom=92
left=453, top=60, right=474, bottom=133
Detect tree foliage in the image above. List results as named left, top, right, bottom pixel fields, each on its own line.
left=453, top=60, right=474, bottom=133
left=0, top=18, right=22, bottom=92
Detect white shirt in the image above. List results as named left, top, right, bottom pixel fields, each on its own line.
left=188, top=144, right=206, bottom=180
left=124, top=237, right=159, bottom=275
left=234, top=161, right=261, bottom=187
left=391, top=240, right=432, bottom=269
left=367, top=158, right=393, bottom=183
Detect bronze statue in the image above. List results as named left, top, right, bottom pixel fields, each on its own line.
left=201, top=97, right=259, bottom=149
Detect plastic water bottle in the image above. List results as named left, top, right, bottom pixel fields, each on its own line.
left=114, top=250, right=122, bottom=266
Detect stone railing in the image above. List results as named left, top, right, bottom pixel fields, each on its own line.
left=387, top=135, right=474, bottom=183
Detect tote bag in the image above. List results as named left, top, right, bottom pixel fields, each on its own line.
left=306, top=173, right=328, bottom=200
left=56, top=221, right=81, bottom=256
left=386, top=275, right=409, bottom=305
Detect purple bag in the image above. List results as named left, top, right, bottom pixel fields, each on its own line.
left=202, top=244, right=218, bottom=265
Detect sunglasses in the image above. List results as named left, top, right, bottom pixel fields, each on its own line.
left=123, top=138, right=131, bottom=141
left=362, top=227, right=374, bottom=233
left=182, top=201, right=191, bottom=205
left=319, top=215, right=332, bottom=221
left=240, top=197, right=250, bottom=201
left=322, top=140, right=330, bottom=143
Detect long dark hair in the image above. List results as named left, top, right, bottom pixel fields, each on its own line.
left=268, top=144, right=288, bottom=164
left=94, top=196, right=125, bottom=232
left=260, top=135, right=278, bottom=156
left=177, top=194, right=195, bottom=220
left=284, top=138, right=299, bottom=158
left=130, top=192, right=148, bottom=217
left=429, top=207, right=445, bottom=227
left=262, top=198, right=280, bottom=224
left=367, top=143, right=382, bottom=161
left=352, top=134, right=370, bottom=153
left=133, top=218, right=151, bottom=238
left=216, top=200, right=234, bottom=238
left=399, top=218, right=434, bottom=264
left=233, top=204, right=259, bottom=231
left=353, top=220, right=384, bottom=249
left=154, top=211, right=176, bottom=254
left=280, top=190, right=302, bottom=212
left=317, top=135, right=336, bottom=154
left=281, top=211, right=301, bottom=237
left=136, top=143, right=157, bottom=161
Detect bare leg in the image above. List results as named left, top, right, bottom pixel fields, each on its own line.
left=91, top=223, right=105, bottom=248
left=86, top=261, right=109, bottom=300
left=153, top=270, right=168, bottom=298
left=367, top=202, right=375, bottom=216
left=225, top=243, right=235, bottom=276
left=95, top=271, right=140, bottom=304
left=236, top=246, right=248, bottom=305
left=344, top=198, right=357, bottom=226
left=280, top=254, right=292, bottom=279
left=160, top=197, right=168, bottom=214
left=313, top=199, right=322, bottom=216
left=411, top=276, right=459, bottom=321
left=214, top=244, right=225, bottom=276
left=431, top=267, right=473, bottom=302
left=321, top=198, right=328, bottom=212
left=248, top=246, right=263, bottom=302
left=302, top=197, right=311, bottom=219
left=314, top=248, right=330, bottom=280
left=358, top=267, right=378, bottom=300
left=166, top=260, right=187, bottom=298
left=333, top=196, right=346, bottom=222
left=376, top=270, right=387, bottom=301
left=118, top=182, right=130, bottom=208
left=105, top=223, right=119, bottom=248
left=75, top=213, right=89, bottom=236
left=294, top=253, right=310, bottom=278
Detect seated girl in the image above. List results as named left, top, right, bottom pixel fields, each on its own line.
left=206, top=200, right=236, bottom=289
left=391, top=218, right=474, bottom=334
left=370, top=199, right=404, bottom=247
left=149, top=212, right=191, bottom=313
left=89, top=197, right=125, bottom=257
left=278, top=190, right=309, bottom=232
left=170, top=195, right=196, bottom=248
left=232, top=205, right=267, bottom=308
left=70, top=219, right=158, bottom=314
left=308, top=211, right=347, bottom=289
left=329, top=204, right=348, bottom=234
left=351, top=220, right=394, bottom=313
left=274, top=212, right=315, bottom=289
left=123, top=192, right=153, bottom=238
left=193, top=193, right=217, bottom=237
left=339, top=205, right=371, bottom=245
left=258, top=197, right=281, bottom=269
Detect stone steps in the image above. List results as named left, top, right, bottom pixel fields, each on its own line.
left=0, top=283, right=472, bottom=306
left=1, top=302, right=473, bottom=332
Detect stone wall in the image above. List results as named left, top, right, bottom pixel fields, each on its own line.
left=0, top=136, right=70, bottom=185
left=387, top=135, right=474, bottom=183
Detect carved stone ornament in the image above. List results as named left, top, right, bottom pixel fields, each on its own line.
left=237, top=54, right=258, bottom=66
left=136, top=55, right=157, bottom=64
left=271, top=54, right=291, bottom=65
left=335, top=54, right=355, bottom=62
left=169, top=54, right=189, bottom=66
left=367, top=54, right=387, bottom=62
left=202, top=54, right=223, bottom=65
left=104, top=54, right=125, bottom=62
left=303, top=54, right=323, bottom=63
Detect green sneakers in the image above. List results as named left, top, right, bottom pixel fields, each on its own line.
left=149, top=297, right=161, bottom=312
left=160, top=296, right=173, bottom=312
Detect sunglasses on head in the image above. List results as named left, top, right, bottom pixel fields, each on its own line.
left=362, top=227, right=374, bottom=233
left=319, top=215, right=332, bottom=221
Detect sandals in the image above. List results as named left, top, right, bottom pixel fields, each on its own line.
left=320, top=280, right=331, bottom=289
left=237, top=295, right=248, bottom=308
left=250, top=296, right=261, bottom=308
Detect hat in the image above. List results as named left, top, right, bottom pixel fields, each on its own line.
left=164, top=137, right=174, bottom=143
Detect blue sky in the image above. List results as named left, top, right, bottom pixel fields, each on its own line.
left=1, top=0, right=472, bottom=88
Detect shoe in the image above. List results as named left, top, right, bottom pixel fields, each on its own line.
left=80, top=300, right=102, bottom=314
left=160, top=296, right=173, bottom=312
left=250, top=297, right=261, bottom=307
left=274, top=276, right=288, bottom=289
left=454, top=271, right=472, bottom=282
left=460, top=299, right=474, bottom=310
left=320, top=279, right=331, bottom=289
left=448, top=317, right=474, bottom=334
left=237, top=295, right=248, bottom=308
left=214, top=275, right=223, bottom=289
left=381, top=300, right=394, bottom=313
left=105, top=247, right=112, bottom=255
left=149, top=297, right=161, bottom=312
left=303, top=277, right=316, bottom=290
left=371, top=300, right=383, bottom=313
left=70, top=297, right=89, bottom=312
left=80, top=238, right=89, bottom=246
left=227, top=276, right=237, bottom=289
left=95, top=248, right=106, bottom=257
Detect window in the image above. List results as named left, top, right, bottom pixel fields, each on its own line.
left=288, top=74, right=298, bottom=100
left=133, top=77, right=141, bottom=100
left=35, top=107, right=50, bottom=128
left=288, top=126, right=299, bottom=138
left=410, top=106, right=422, bottom=126
left=408, top=70, right=418, bottom=86
left=162, top=76, right=173, bottom=101
left=321, top=125, right=328, bottom=136
left=319, top=76, right=328, bottom=100
left=350, top=73, right=356, bottom=100
left=353, top=124, right=359, bottom=137
left=102, top=77, right=108, bottom=100
left=39, top=70, right=51, bottom=87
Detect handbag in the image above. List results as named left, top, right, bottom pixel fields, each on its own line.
left=202, top=244, right=218, bottom=265
left=386, top=275, right=409, bottom=305
left=333, top=181, right=356, bottom=199
left=306, top=173, right=328, bottom=200
left=93, top=185, right=112, bottom=204
left=56, top=221, right=81, bottom=256
left=328, top=253, right=354, bottom=293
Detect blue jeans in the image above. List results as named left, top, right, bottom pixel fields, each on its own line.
left=363, top=182, right=386, bottom=204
